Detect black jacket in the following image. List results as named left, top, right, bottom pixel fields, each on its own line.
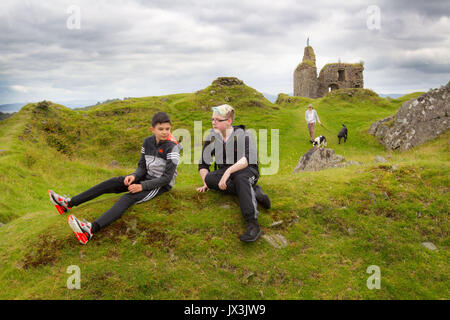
left=198, top=125, right=258, bottom=172
left=133, top=134, right=182, bottom=191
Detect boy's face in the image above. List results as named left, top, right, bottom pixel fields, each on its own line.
left=211, top=112, right=231, bottom=131
left=151, top=122, right=172, bottom=142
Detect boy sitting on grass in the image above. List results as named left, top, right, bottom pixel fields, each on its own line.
left=48, top=112, right=181, bottom=245
left=197, top=104, right=271, bottom=242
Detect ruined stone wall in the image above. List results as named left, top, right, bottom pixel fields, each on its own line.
left=293, top=46, right=364, bottom=98
left=317, top=63, right=364, bottom=97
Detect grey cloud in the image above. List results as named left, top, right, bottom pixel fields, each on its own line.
left=378, top=0, right=450, bottom=19
left=0, top=0, right=449, bottom=105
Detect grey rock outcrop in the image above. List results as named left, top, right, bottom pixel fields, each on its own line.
left=369, top=83, right=450, bottom=150
left=293, top=148, right=361, bottom=173
left=212, top=77, right=244, bottom=87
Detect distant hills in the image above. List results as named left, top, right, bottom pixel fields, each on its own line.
left=260, top=92, right=406, bottom=103
left=0, top=103, right=25, bottom=113
left=262, top=92, right=279, bottom=103
left=0, top=100, right=98, bottom=114
left=0, top=93, right=409, bottom=114
left=0, top=111, right=14, bottom=121
left=377, top=93, right=404, bottom=98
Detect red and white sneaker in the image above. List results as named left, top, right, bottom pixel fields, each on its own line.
left=68, top=215, right=93, bottom=245
left=48, top=190, right=72, bottom=215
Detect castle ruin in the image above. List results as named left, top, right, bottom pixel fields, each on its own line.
left=293, top=45, right=364, bottom=98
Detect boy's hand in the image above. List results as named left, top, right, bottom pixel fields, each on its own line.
left=196, top=184, right=209, bottom=193
left=128, top=184, right=143, bottom=193
left=124, top=175, right=135, bottom=186
left=218, top=171, right=230, bottom=190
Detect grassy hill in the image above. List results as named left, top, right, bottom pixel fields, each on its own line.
left=0, top=81, right=448, bottom=299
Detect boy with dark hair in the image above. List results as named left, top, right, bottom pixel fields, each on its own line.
left=49, top=111, right=181, bottom=244
left=197, top=104, right=271, bottom=242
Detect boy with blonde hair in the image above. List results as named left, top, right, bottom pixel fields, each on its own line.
left=197, top=104, right=270, bottom=242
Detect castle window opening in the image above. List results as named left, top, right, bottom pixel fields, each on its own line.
left=338, top=69, right=345, bottom=81
left=328, top=84, right=339, bottom=92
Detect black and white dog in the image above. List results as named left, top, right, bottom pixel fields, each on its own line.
left=337, top=124, right=348, bottom=144
left=312, top=135, right=327, bottom=148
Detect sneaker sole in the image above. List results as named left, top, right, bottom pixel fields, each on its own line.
left=68, top=215, right=89, bottom=245
left=48, top=190, right=68, bottom=215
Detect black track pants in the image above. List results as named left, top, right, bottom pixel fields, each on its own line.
left=204, top=167, right=259, bottom=221
left=70, top=176, right=167, bottom=230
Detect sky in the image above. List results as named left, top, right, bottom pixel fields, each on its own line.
left=0, top=0, right=449, bottom=105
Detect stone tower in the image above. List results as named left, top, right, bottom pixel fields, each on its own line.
left=293, top=46, right=319, bottom=98
left=293, top=45, right=364, bottom=98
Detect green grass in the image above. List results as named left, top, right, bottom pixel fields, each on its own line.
left=0, top=84, right=448, bottom=299
left=297, top=60, right=316, bottom=68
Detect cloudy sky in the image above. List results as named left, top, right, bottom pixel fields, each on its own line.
left=0, top=0, right=449, bottom=105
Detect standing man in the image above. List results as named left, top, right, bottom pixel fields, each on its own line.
left=305, top=104, right=321, bottom=143
left=197, top=104, right=271, bottom=243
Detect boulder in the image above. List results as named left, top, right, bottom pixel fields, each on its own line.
left=369, top=82, right=450, bottom=150
left=293, top=147, right=361, bottom=173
